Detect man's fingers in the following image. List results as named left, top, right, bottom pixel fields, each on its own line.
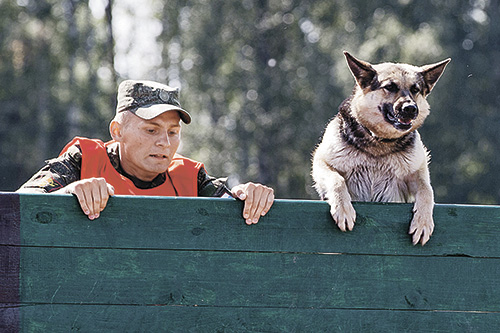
left=242, top=186, right=255, bottom=223
left=86, top=183, right=101, bottom=220
left=72, top=185, right=91, bottom=217
left=102, top=184, right=115, bottom=213
left=250, top=188, right=274, bottom=222
left=97, top=181, right=112, bottom=213
left=107, top=184, right=115, bottom=196
left=89, top=179, right=113, bottom=219
left=231, top=186, right=246, bottom=201
left=247, top=186, right=265, bottom=222
left=260, top=190, right=274, bottom=216
left=238, top=183, right=274, bottom=225
left=64, top=178, right=112, bottom=220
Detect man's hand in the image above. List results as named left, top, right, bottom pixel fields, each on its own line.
left=54, top=178, right=115, bottom=220
left=231, top=182, right=274, bottom=225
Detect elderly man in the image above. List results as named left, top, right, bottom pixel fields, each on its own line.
left=18, top=80, right=274, bottom=224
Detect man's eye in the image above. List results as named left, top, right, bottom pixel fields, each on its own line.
left=146, top=129, right=156, bottom=134
left=384, top=83, right=399, bottom=93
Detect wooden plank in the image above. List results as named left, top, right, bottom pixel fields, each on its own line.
left=0, top=193, right=20, bottom=332
left=2, top=193, right=500, bottom=332
left=15, top=247, right=500, bottom=312
left=14, top=305, right=500, bottom=332
left=16, top=193, right=500, bottom=257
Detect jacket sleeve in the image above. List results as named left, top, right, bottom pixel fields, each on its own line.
left=16, top=145, right=82, bottom=193
left=197, top=167, right=232, bottom=197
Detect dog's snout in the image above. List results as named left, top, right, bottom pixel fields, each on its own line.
left=401, top=102, right=418, bottom=119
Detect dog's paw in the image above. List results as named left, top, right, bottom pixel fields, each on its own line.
left=408, top=211, right=434, bottom=246
left=329, top=200, right=356, bottom=232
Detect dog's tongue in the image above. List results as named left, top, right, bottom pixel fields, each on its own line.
left=398, top=117, right=413, bottom=125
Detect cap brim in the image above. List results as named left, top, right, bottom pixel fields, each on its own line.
left=133, top=104, right=191, bottom=124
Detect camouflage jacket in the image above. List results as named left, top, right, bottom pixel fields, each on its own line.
left=17, top=142, right=231, bottom=197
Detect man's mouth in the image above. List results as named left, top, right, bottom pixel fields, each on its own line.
left=150, top=154, right=168, bottom=159
left=380, top=103, right=415, bottom=131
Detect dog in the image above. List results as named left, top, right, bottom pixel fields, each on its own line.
left=312, top=52, right=450, bottom=245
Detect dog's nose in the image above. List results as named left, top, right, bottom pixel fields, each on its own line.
left=401, top=103, right=418, bottom=119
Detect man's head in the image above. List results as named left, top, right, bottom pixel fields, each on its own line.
left=110, top=80, right=190, bottom=181
left=115, top=80, right=191, bottom=124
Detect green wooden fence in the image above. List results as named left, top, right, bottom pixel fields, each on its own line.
left=1, top=192, right=500, bottom=332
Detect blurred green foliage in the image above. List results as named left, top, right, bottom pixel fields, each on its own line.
left=1, top=0, right=499, bottom=204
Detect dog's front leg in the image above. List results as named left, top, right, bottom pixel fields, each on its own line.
left=408, top=165, right=435, bottom=245
left=313, top=161, right=356, bottom=232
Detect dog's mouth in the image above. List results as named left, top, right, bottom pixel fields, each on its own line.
left=380, top=103, right=417, bottom=131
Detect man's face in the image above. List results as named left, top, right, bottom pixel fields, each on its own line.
left=113, top=111, right=182, bottom=181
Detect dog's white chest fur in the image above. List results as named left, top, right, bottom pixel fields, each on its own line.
left=346, top=164, right=411, bottom=202
left=313, top=117, right=429, bottom=203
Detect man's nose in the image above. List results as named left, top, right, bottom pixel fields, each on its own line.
left=156, top=131, right=171, bottom=146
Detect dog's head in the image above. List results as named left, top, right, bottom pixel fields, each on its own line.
left=344, top=52, right=450, bottom=139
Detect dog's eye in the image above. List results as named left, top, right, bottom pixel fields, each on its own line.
left=383, top=83, right=399, bottom=93
left=410, top=85, right=420, bottom=95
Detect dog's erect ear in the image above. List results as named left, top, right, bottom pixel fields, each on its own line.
left=421, top=58, right=451, bottom=94
left=344, top=51, right=377, bottom=89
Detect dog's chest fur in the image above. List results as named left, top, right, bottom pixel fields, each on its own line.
left=314, top=107, right=429, bottom=203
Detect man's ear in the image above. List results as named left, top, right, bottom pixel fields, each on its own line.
left=421, top=58, right=451, bottom=94
left=344, top=51, right=377, bottom=89
left=109, top=120, right=122, bottom=141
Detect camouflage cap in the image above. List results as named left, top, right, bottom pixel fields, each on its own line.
left=116, top=80, right=191, bottom=124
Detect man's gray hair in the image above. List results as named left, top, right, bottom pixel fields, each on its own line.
left=111, top=110, right=134, bottom=128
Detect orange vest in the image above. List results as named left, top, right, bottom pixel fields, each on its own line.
left=59, top=137, right=203, bottom=196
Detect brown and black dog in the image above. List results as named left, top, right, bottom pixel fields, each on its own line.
left=312, top=52, right=450, bottom=245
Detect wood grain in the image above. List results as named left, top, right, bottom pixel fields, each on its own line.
left=1, top=192, right=500, bottom=332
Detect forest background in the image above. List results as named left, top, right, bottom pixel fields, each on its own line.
left=1, top=0, right=499, bottom=204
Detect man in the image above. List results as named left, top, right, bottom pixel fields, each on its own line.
left=18, top=80, right=274, bottom=224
